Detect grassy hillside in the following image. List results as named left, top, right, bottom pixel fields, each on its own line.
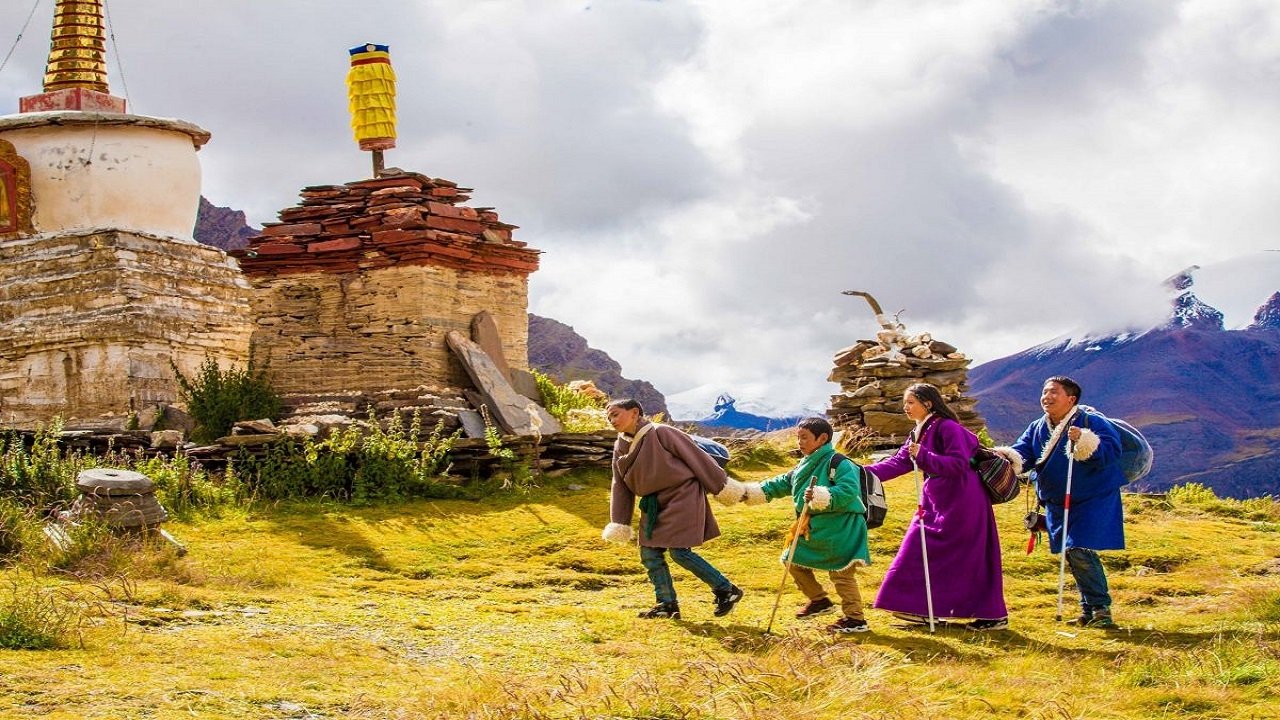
left=1, top=463, right=1278, bottom=719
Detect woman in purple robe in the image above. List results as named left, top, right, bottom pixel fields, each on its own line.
left=863, top=383, right=1009, bottom=630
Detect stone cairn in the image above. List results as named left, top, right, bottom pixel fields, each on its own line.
left=48, top=467, right=186, bottom=555
left=63, top=468, right=168, bottom=528
left=827, top=291, right=985, bottom=444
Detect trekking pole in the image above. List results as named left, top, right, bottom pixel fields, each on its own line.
left=1055, top=442, right=1076, bottom=622
left=765, top=476, right=817, bottom=634
left=909, top=431, right=937, bottom=633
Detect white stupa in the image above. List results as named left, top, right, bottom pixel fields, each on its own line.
left=0, top=0, right=252, bottom=427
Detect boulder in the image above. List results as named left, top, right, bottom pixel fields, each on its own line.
left=446, top=330, right=562, bottom=436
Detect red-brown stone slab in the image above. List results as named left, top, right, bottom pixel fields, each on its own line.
left=261, top=222, right=323, bottom=237
left=308, top=237, right=362, bottom=254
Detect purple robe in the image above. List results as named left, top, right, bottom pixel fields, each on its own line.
left=863, top=416, right=1008, bottom=620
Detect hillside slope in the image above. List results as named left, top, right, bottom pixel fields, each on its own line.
left=971, top=325, right=1280, bottom=498
left=527, top=313, right=668, bottom=416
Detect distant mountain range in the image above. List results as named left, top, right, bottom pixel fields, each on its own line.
left=971, top=273, right=1280, bottom=499
left=195, top=197, right=257, bottom=251
left=526, top=314, right=669, bottom=418
left=691, top=393, right=802, bottom=433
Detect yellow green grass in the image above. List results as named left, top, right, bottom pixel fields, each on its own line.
left=1, top=466, right=1277, bottom=719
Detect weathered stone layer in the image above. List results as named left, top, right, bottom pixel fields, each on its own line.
left=0, top=230, right=252, bottom=424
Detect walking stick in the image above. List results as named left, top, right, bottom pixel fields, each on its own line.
left=1055, top=441, right=1076, bottom=622
left=909, top=430, right=937, bottom=633
left=765, top=476, right=818, bottom=634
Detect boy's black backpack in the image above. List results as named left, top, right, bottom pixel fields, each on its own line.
left=829, top=453, right=887, bottom=529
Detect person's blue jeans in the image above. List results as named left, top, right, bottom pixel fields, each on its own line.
left=639, top=546, right=733, bottom=604
left=1066, top=547, right=1112, bottom=611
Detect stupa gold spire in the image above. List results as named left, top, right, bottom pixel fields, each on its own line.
left=43, top=0, right=110, bottom=94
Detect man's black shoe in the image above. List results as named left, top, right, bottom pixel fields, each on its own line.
left=638, top=602, right=681, bottom=619
left=713, top=585, right=744, bottom=617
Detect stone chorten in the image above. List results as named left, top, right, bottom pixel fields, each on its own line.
left=231, top=171, right=541, bottom=406
left=827, top=291, right=985, bottom=442
left=0, top=1, right=252, bottom=426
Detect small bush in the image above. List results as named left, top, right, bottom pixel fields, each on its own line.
left=0, top=497, right=37, bottom=559
left=233, top=410, right=464, bottom=502
left=173, top=348, right=282, bottom=444
left=534, top=372, right=609, bottom=432
left=0, top=420, right=82, bottom=510
left=131, top=455, right=243, bottom=518
left=1168, top=483, right=1280, bottom=522
left=1169, top=482, right=1219, bottom=506
left=727, top=437, right=791, bottom=471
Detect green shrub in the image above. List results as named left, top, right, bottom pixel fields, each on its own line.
left=727, top=438, right=791, bottom=471
left=0, top=497, right=36, bottom=559
left=232, top=410, right=464, bottom=503
left=976, top=427, right=995, bottom=448
left=0, top=420, right=81, bottom=510
left=131, top=454, right=244, bottom=518
left=1169, top=483, right=1280, bottom=522
left=534, top=372, right=609, bottom=432
left=172, top=348, right=282, bottom=444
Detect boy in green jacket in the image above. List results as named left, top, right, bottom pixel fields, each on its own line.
left=740, top=416, right=872, bottom=633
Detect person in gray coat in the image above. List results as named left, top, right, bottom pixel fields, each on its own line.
left=603, top=399, right=746, bottom=619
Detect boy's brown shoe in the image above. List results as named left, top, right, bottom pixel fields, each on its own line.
left=796, top=597, right=835, bottom=618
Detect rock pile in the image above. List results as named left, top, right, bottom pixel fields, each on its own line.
left=827, top=296, right=984, bottom=443
left=63, top=468, right=167, bottom=528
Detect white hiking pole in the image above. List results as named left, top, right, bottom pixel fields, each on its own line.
left=1055, top=442, right=1076, bottom=622
left=766, top=476, right=817, bottom=634
left=909, top=430, right=937, bottom=633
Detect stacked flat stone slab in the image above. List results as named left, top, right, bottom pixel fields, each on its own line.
left=230, top=171, right=542, bottom=409
left=827, top=331, right=985, bottom=443
left=65, top=468, right=167, bottom=528
left=0, top=230, right=252, bottom=424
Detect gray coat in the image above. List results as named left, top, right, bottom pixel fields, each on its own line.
left=610, top=421, right=728, bottom=548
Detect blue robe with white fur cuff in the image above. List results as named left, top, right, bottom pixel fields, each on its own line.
left=1011, top=410, right=1126, bottom=552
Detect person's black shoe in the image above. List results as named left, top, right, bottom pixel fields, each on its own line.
left=827, top=616, right=870, bottom=634
left=638, top=602, right=680, bottom=619
left=968, top=617, right=1009, bottom=631
left=713, top=585, right=744, bottom=617
left=795, top=597, right=835, bottom=618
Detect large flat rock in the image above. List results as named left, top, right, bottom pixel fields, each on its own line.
left=446, top=330, right=562, bottom=436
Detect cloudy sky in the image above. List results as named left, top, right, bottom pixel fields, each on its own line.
left=2, top=0, right=1277, bottom=417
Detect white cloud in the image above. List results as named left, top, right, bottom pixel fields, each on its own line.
left=1, top=0, right=1276, bottom=418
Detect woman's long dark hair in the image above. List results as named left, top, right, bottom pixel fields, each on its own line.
left=906, top=383, right=960, bottom=423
